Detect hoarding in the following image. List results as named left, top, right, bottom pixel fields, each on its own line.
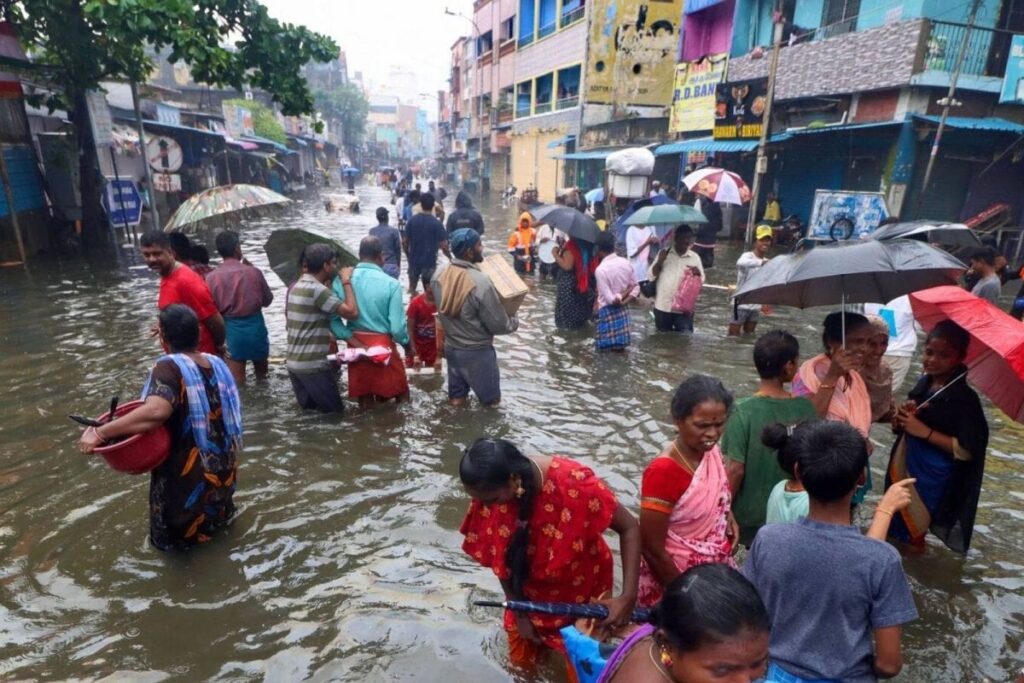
left=669, top=54, right=728, bottom=133
left=1000, top=34, right=1024, bottom=104
left=586, top=0, right=683, bottom=107
left=713, top=78, right=768, bottom=139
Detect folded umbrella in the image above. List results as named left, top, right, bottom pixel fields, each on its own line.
left=474, top=600, right=651, bottom=623
left=733, top=239, right=966, bottom=309
left=909, top=286, right=1024, bottom=422
left=532, top=206, right=602, bottom=244
left=870, top=220, right=982, bottom=249
left=264, top=228, right=359, bottom=287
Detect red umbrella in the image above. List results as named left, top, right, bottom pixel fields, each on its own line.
left=909, top=285, right=1024, bottom=422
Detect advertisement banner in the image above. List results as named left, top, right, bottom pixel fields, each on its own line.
left=807, top=190, right=889, bottom=241
left=1000, top=34, right=1024, bottom=104
left=669, top=54, right=728, bottom=133
left=586, top=0, right=683, bottom=107
left=713, top=78, right=768, bottom=139
left=222, top=102, right=254, bottom=139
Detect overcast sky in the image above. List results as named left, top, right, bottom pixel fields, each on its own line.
left=260, top=0, right=475, bottom=116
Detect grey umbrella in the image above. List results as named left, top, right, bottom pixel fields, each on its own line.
left=869, top=220, right=982, bottom=248
left=733, top=238, right=966, bottom=309
left=531, top=206, right=602, bottom=244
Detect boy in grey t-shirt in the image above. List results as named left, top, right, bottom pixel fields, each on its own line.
left=743, top=420, right=918, bottom=682
left=969, top=247, right=1002, bottom=305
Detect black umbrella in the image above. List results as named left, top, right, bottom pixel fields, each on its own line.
left=264, top=229, right=359, bottom=287
left=474, top=600, right=651, bottom=623
left=531, top=206, right=602, bottom=244
left=733, top=238, right=965, bottom=309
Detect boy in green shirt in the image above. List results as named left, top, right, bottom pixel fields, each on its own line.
left=722, top=330, right=817, bottom=545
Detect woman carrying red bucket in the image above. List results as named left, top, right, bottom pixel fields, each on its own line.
left=78, top=304, right=243, bottom=551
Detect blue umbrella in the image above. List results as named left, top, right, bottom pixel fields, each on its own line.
left=585, top=187, right=604, bottom=203
left=613, top=194, right=674, bottom=243
left=341, top=167, right=361, bottom=176
left=474, top=599, right=651, bottom=622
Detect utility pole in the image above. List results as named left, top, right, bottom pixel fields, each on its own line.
left=917, top=0, right=984, bottom=203
left=130, top=80, right=161, bottom=232
left=745, top=11, right=784, bottom=247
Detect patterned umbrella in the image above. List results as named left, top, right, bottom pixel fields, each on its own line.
left=163, top=183, right=292, bottom=234
left=682, top=167, right=751, bottom=205
left=473, top=600, right=651, bottom=623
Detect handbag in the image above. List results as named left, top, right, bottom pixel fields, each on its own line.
left=671, top=267, right=702, bottom=314
left=639, top=279, right=657, bottom=298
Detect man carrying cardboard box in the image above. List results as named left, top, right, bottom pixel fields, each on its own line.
left=431, top=229, right=519, bottom=407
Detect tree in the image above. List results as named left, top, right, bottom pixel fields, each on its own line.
left=315, top=83, right=368, bottom=154
left=5, top=0, right=337, bottom=243
left=223, top=98, right=286, bottom=145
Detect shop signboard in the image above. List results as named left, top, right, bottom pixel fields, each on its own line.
left=86, top=90, right=113, bottom=146
left=1000, top=34, right=1024, bottom=104
left=807, top=190, right=889, bottom=241
left=712, top=78, right=768, bottom=139
left=101, top=177, right=142, bottom=226
left=222, top=102, right=255, bottom=138
left=152, top=173, right=182, bottom=193
left=669, top=55, right=728, bottom=133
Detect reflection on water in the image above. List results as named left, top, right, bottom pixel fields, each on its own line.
left=0, top=184, right=1021, bottom=681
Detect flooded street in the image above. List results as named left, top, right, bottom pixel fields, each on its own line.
left=1, top=183, right=1022, bottom=682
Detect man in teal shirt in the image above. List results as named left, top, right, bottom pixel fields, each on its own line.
left=331, top=236, right=412, bottom=406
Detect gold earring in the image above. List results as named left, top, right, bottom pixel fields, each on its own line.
left=659, top=645, right=673, bottom=668
left=514, top=477, right=525, bottom=498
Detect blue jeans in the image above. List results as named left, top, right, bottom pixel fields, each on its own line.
left=445, top=346, right=501, bottom=404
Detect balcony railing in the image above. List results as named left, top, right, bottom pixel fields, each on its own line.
left=923, top=21, right=1014, bottom=78
left=561, top=5, right=585, bottom=27
left=538, top=20, right=557, bottom=39
left=556, top=95, right=579, bottom=110
left=515, top=103, right=532, bottom=118
left=534, top=100, right=553, bottom=115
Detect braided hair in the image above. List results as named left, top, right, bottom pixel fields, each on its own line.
left=459, top=438, right=539, bottom=598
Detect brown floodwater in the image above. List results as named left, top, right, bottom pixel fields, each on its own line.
left=0, top=184, right=1021, bottom=682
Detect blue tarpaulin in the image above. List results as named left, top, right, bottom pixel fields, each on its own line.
left=913, top=115, right=1024, bottom=134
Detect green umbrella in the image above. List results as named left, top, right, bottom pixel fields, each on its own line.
left=623, top=203, right=708, bottom=227
left=164, top=184, right=292, bottom=234
left=263, top=229, right=358, bottom=287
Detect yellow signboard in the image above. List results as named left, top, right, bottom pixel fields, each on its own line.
left=586, top=0, right=684, bottom=107
left=668, top=54, right=728, bottom=133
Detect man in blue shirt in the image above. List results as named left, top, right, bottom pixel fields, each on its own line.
left=369, top=206, right=402, bottom=279
left=403, top=193, right=450, bottom=295
left=331, top=237, right=411, bottom=406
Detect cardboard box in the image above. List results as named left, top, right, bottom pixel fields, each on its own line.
left=479, top=253, right=528, bottom=317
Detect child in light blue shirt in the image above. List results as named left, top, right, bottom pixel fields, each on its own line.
left=763, top=422, right=809, bottom=524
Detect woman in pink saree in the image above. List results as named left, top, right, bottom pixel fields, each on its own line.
left=638, top=375, right=739, bottom=607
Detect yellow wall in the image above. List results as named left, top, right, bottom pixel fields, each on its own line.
left=511, top=129, right=567, bottom=203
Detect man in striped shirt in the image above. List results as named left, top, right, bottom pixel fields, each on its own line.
left=286, top=244, right=359, bottom=413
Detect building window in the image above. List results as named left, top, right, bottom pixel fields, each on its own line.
left=561, top=0, right=585, bottom=27
left=501, top=16, right=516, bottom=42
left=538, top=0, right=558, bottom=38
left=477, top=31, right=493, bottom=56
left=534, top=73, right=554, bottom=114
left=516, top=81, right=533, bottom=118
left=556, top=65, right=581, bottom=109
left=820, top=0, right=860, bottom=38
left=518, top=0, right=535, bottom=46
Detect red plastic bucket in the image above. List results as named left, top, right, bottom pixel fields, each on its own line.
left=89, top=400, right=172, bottom=475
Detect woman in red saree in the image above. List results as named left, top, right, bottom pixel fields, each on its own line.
left=639, top=375, right=739, bottom=608
left=459, top=438, right=641, bottom=680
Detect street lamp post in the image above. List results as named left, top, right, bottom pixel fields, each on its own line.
left=445, top=7, right=486, bottom=191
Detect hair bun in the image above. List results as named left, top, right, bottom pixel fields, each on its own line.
left=761, top=422, right=790, bottom=450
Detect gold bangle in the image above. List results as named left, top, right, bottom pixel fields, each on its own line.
left=820, top=382, right=836, bottom=389
left=876, top=509, right=893, bottom=517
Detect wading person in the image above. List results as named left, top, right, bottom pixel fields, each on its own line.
left=598, top=564, right=770, bottom=683
left=432, top=229, right=518, bottom=406
left=285, top=244, right=359, bottom=413
left=649, top=226, right=705, bottom=333
left=459, top=437, right=640, bottom=681
left=141, top=231, right=225, bottom=356
left=445, top=190, right=485, bottom=235
left=553, top=237, right=598, bottom=330
left=721, top=330, right=817, bottom=545
left=369, top=207, right=403, bottom=279
left=886, top=321, right=989, bottom=554
left=728, top=225, right=772, bottom=337
left=330, top=237, right=411, bottom=407
left=78, top=304, right=243, bottom=550
left=593, top=231, right=638, bottom=352
left=205, top=230, right=273, bottom=384
left=742, top=420, right=918, bottom=682
left=638, top=375, right=738, bottom=608
left=507, top=212, right=537, bottom=275
left=403, top=193, right=450, bottom=295
left=406, top=286, right=441, bottom=369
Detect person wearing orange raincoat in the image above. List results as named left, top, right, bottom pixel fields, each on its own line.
left=508, top=212, right=538, bottom=275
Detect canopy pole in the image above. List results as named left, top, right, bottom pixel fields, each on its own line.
left=131, top=80, right=161, bottom=232
left=745, top=10, right=784, bottom=247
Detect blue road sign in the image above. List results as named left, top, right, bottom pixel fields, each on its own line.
left=102, top=178, right=143, bottom=227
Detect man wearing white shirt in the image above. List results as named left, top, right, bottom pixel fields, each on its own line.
left=626, top=223, right=658, bottom=284
left=649, top=225, right=706, bottom=332
left=864, top=295, right=919, bottom=392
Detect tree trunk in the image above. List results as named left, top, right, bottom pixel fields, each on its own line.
left=71, top=89, right=107, bottom=247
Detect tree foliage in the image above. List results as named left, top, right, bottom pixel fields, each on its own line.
left=223, top=98, right=286, bottom=145
left=315, top=83, right=369, bottom=149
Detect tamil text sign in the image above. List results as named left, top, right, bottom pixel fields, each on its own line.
left=1000, top=35, right=1024, bottom=104
left=586, top=0, right=683, bottom=107
left=669, top=55, right=728, bottom=133
left=713, top=78, right=768, bottom=139
left=102, top=177, right=142, bottom=226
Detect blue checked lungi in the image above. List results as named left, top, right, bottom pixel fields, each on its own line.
left=595, top=304, right=630, bottom=350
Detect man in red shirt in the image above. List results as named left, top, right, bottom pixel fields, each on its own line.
left=140, top=231, right=225, bottom=356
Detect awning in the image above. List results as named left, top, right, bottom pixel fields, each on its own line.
left=685, top=0, right=726, bottom=13
left=225, top=136, right=258, bottom=151
left=287, top=136, right=309, bottom=147
left=242, top=134, right=295, bottom=154
left=655, top=137, right=759, bottom=155
left=547, top=134, right=576, bottom=149
left=786, top=120, right=904, bottom=135
left=140, top=119, right=226, bottom=141
left=913, top=115, right=1024, bottom=134
left=555, top=148, right=622, bottom=160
